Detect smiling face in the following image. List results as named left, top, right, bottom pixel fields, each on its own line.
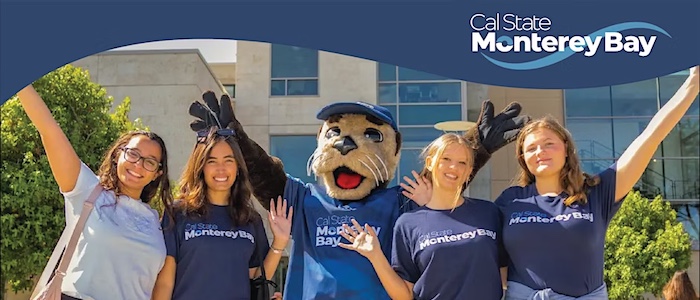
left=427, top=143, right=472, bottom=192
left=203, top=140, right=238, bottom=194
left=115, top=135, right=163, bottom=199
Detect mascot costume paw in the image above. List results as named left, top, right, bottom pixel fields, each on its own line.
left=188, top=92, right=530, bottom=300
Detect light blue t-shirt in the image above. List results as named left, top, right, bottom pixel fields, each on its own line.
left=60, top=162, right=166, bottom=300
left=282, top=175, right=419, bottom=300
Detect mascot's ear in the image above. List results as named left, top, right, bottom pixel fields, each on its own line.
left=395, top=131, right=402, bottom=155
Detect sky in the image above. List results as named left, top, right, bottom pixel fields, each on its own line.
left=113, top=39, right=238, bottom=63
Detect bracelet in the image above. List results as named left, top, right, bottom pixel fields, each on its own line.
left=271, top=245, right=284, bottom=254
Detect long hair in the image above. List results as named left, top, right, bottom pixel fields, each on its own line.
left=418, top=133, right=474, bottom=209
left=176, top=127, right=258, bottom=226
left=514, top=116, right=599, bottom=206
left=663, top=271, right=698, bottom=300
left=97, top=130, right=173, bottom=211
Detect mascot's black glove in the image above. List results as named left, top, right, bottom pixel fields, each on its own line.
left=474, top=100, right=530, bottom=154
left=189, top=91, right=237, bottom=135
left=465, top=100, right=531, bottom=185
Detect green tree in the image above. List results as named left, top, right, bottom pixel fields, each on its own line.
left=0, top=65, right=145, bottom=295
left=604, top=191, right=692, bottom=300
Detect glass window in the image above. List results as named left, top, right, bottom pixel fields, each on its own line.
left=611, top=78, right=658, bottom=116
left=378, top=83, right=397, bottom=104
left=672, top=203, right=699, bottom=250
left=612, top=118, right=660, bottom=157
left=270, top=135, right=318, bottom=184
left=566, top=119, right=614, bottom=159
left=662, top=118, right=700, bottom=157
left=397, top=149, right=424, bottom=187
left=398, top=67, right=449, bottom=81
left=398, top=83, right=461, bottom=103
left=271, top=80, right=286, bottom=96
left=659, top=73, right=699, bottom=116
left=271, top=44, right=318, bottom=78
left=564, top=86, right=611, bottom=117
left=580, top=159, right=615, bottom=175
left=287, top=79, right=318, bottom=96
left=224, top=84, right=235, bottom=98
left=660, top=158, right=699, bottom=200
left=398, top=105, right=462, bottom=126
left=399, top=127, right=443, bottom=148
left=378, top=63, right=396, bottom=81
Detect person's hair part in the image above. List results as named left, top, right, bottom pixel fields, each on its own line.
left=176, top=127, right=258, bottom=227
left=514, top=116, right=599, bottom=206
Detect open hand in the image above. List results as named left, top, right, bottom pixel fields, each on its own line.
left=268, top=196, right=292, bottom=247
left=338, top=219, right=382, bottom=260
left=399, top=170, right=432, bottom=206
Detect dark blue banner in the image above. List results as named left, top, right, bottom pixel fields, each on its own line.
left=1, top=0, right=698, bottom=103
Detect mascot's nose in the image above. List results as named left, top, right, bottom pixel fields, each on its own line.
left=333, top=136, right=358, bottom=155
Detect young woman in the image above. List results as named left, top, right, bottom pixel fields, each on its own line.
left=339, top=133, right=506, bottom=300
left=151, top=127, right=292, bottom=300
left=663, top=271, right=699, bottom=300
left=17, top=85, right=174, bottom=300
left=495, top=66, right=700, bottom=299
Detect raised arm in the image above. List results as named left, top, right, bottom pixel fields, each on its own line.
left=615, top=66, right=700, bottom=201
left=16, top=85, right=81, bottom=193
left=188, top=92, right=287, bottom=210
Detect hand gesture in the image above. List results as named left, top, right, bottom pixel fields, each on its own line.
left=268, top=196, right=293, bottom=247
left=473, top=100, right=531, bottom=154
left=338, top=219, right=382, bottom=261
left=399, top=170, right=432, bottom=206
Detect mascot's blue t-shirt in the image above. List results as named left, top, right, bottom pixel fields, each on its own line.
left=495, top=164, right=621, bottom=297
left=162, top=204, right=270, bottom=300
left=282, top=175, right=418, bottom=300
left=392, top=198, right=506, bottom=300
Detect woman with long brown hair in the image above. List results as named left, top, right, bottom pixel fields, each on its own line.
left=495, top=66, right=699, bottom=299
left=18, top=85, right=174, bottom=300
left=151, top=94, right=292, bottom=300
left=663, top=271, right=699, bottom=300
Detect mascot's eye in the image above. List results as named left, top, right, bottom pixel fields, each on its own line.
left=364, top=128, right=383, bottom=142
left=326, top=127, right=341, bottom=138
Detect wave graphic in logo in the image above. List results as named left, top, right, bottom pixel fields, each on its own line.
left=481, top=22, right=671, bottom=70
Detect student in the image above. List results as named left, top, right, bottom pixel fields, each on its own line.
left=18, top=85, right=174, bottom=300
left=339, top=133, right=506, bottom=300
left=151, top=124, right=292, bottom=300
left=495, top=66, right=700, bottom=299
left=663, top=271, right=699, bottom=300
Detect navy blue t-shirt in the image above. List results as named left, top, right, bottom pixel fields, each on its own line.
left=392, top=198, right=505, bottom=300
left=282, top=175, right=419, bottom=300
left=162, top=204, right=270, bottom=300
left=495, top=164, right=621, bottom=297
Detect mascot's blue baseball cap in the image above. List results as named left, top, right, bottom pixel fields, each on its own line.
left=316, top=101, right=398, bottom=132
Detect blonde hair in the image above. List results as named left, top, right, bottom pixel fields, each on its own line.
left=514, top=116, right=599, bottom=206
left=418, top=133, right=474, bottom=209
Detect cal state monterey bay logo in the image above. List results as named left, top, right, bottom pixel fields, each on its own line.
left=469, top=13, right=671, bottom=70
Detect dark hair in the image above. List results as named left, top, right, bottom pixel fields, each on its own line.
left=97, top=130, right=174, bottom=214
left=177, top=127, right=258, bottom=226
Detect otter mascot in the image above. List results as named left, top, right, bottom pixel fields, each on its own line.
left=188, top=92, right=529, bottom=300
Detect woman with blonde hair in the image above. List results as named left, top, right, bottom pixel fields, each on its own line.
left=339, top=133, right=506, bottom=300
left=18, top=85, right=174, bottom=300
left=663, top=271, right=699, bottom=300
left=495, top=66, right=700, bottom=299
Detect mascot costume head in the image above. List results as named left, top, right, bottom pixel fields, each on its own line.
left=189, top=91, right=529, bottom=300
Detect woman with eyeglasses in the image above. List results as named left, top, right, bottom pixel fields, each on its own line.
left=17, top=85, right=174, bottom=300
left=151, top=92, right=292, bottom=300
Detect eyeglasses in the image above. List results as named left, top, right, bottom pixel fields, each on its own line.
left=196, top=128, right=236, bottom=143
left=120, top=147, right=161, bottom=172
